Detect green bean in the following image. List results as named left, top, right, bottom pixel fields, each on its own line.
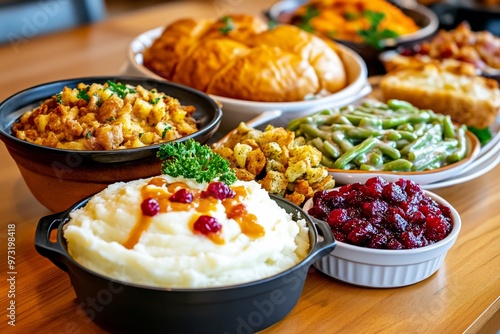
left=367, top=151, right=383, bottom=167
left=287, top=99, right=470, bottom=172
left=323, top=139, right=341, bottom=159
left=360, top=164, right=377, bottom=171
left=353, top=153, right=369, bottom=166
left=358, top=117, right=383, bottom=129
left=300, top=124, right=329, bottom=140
left=288, top=110, right=335, bottom=130
left=332, top=137, right=378, bottom=169
left=397, top=123, right=414, bottom=132
left=320, top=155, right=336, bottom=168
left=346, top=127, right=383, bottom=139
left=381, top=159, right=413, bottom=171
left=442, top=115, right=456, bottom=139
left=331, top=131, right=353, bottom=152
left=375, top=140, right=401, bottom=160
left=387, top=99, right=415, bottom=110
left=309, top=137, right=328, bottom=156
left=447, top=126, right=467, bottom=163
left=397, top=130, right=418, bottom=141
left=383, top=130, right=401, bottom=141
left=412, top=152, right=447, bottom=171
left=400, top=124, right=441, bottom=155
left=407, top=139, right=458, bottom=162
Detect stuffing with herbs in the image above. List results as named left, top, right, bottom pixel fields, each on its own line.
left=211, top=122, right=335, bottom=205
left=12, top=81, right=198, bottom=150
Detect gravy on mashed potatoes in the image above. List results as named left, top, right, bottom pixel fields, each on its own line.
left=63, top=175, right=310, bottom=288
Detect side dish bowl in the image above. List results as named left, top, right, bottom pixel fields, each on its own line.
left=127, top=27, right=370, bottom=132
left=326, top=130, right=481, bottom=186
left=0, top=76, right=222, bottom=212
left=303, top=189, right=461, bottom=288
left=35, top=194, right=336, bottom=333
left=266, top=0, right=439, bottom=75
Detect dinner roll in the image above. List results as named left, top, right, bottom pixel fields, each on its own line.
left=206, top=45, right=320, bottom=102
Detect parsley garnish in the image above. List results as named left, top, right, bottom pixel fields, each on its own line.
left=157, top=139, right=237, bottom=184
left=105, top=117, right=116, bottom=122
left=219, top=16, right=235, bottom=35
left=77, top=87, right=90, bottom=102
left=297, top=5, right=320, bottom=33
left=357, top=11, right=399, bottom=50
left=106, top=80, right=136, bottom=99
left=468, top=126, right=493, bottom=146
left=55, top=93, right=63, bottom=104
left=150, top=97, right=161, bottom=105
left=268, top=19, right=278, bottom=30
left=85, top=131, right=91, bottom=139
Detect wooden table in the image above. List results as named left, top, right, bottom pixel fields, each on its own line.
left=0, top=1, right=499, bottom=333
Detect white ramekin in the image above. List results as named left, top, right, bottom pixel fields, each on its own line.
left=304, top=190, right=461, bottom=288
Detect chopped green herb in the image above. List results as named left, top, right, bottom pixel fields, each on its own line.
left=139, top=133, right=143, bottom=138
left=157, top=139, right=237, bottom=184
left=268, top=19, right=278, bottom=30
left=85, top=131, right=91, bottom=139
left=77, top=87, right=90, bottom=102
left=106, top=80, right=136, bottom=99
left=344, top=12, right=358, bottom=21
left=468, top=126, right=493, bottom=146
left=150, top=97, right=161, bottom=105
left=297, top=5, right=320, bottom=33
left=357, top=11, right=399, bottom=50
left=161, top=125, right=171, bottom=139
left=55, top=93, right=63, bottom=104
left=219, top=16, right=235, bottom=35
left=105, top=117, right=116, bottom=122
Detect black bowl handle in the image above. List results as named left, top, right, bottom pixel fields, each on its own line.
left=34, top=212, right=70, bottom=273
left=309, top=218, right=336, bottom=262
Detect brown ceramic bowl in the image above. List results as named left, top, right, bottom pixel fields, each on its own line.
left=0, top=77, right=222, bottom=212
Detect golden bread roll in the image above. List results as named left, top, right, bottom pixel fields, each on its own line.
left=199, top=14, right=268, bottom=44
left=249, top=25, right=347, bottom=93
left=380, top=63, right=500, bottom=128
left=206, top=46, right=320, bottom=102
left=142, top=14, right=347, bottom=102
left=143, top=18, right=212, bottom=80
left=172, top=38, right=250, bottom=92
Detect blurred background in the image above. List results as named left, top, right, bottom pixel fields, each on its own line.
left=0, top=0, right=498, bottom=46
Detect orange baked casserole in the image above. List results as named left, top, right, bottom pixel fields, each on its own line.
left=288, top=0, right=419, bottom=44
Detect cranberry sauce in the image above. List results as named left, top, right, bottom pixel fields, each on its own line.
left=308, top=177, right=453, bottom=249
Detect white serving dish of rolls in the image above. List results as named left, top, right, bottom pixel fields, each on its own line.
left=126, top=26, right=370, bottom=132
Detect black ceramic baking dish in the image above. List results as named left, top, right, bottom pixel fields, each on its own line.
left=35, top=194, right=336, bottom=334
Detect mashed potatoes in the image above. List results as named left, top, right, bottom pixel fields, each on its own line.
left=63, top=175, right=310, bottom=288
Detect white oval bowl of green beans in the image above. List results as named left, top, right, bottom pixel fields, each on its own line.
left=287, top=99, right=481, bottom=185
